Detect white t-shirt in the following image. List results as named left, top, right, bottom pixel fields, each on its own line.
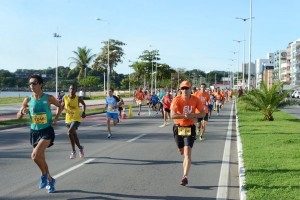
left=79, top=90, right=84, bottom=97
left=106, top=96, right=119, bottom=113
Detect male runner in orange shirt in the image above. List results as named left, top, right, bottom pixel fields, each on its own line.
left=135, top=87, right=145, bottom=116
left=193, top=83, right=211, bottom=141
left=171, top=81, right=205, bottom=186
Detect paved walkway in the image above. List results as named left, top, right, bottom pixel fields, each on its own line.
left=0, top=98, right=135, bottom=120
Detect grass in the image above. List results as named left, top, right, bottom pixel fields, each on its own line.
left=0, top=97, right=25, bottom=104
left=237, top=102, right=300, bottom=200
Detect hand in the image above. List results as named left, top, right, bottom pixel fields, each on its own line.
left=81, top=112, right=86, bottom=118
left=52, top=118, right=58, bottom=126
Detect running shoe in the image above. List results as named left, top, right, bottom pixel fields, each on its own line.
left=46, top=177, right=56, bottom=193
left=196, top=130, right=201, bottom=135
left=180, top=176, right=188, bottom=186
left=39, top=173, right=48, bottom=189
left=79, top=146, right=84, bottom=158
left=107, top=133, right=112, bottom=139
left=70, top=151, right=76, bottom=159
left=200, top=135, right=204, bottom=141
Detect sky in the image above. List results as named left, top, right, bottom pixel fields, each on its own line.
left=1, top=0, right=300, bottom=75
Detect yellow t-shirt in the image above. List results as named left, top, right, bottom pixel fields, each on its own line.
left=63, top=95, right=81, bottom=123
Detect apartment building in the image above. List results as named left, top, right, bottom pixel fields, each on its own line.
left=290, top=39, right=300, bottom=86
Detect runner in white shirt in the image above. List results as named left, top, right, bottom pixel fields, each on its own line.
left=105, top=88, right=120, bottom=138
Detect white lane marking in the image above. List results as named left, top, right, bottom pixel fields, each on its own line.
left=53, top=158, right=95, bottom=179
left=126, top=134, right=147, bottom=143
left=216, top=102, right=234, bottom=199
left=52, top=134, right=147, bottom=179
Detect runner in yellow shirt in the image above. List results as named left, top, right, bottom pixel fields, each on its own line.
left=61, top=84, right=86, bottom=159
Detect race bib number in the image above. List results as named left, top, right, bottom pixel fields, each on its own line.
left=32, top=114, right=47, bottom=124
left=108, top=106, right=114, bottom=111
left=178, top=127, right=191, bottom=136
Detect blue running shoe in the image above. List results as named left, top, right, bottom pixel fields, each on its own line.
left=46, top=177, right=56, bottom=193
left=39, top=173, right=48, bottom=189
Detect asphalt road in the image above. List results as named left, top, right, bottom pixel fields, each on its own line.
left=0, top=102, right=239, bottom=200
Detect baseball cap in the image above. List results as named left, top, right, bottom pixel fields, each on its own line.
left=179, top=81, right=191, bottom=88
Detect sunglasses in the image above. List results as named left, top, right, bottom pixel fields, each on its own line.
left=181, top=87, right=190, bottom=90
left=29, top=81, right=39, bottom=86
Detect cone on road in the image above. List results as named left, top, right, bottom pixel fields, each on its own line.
left=122, top=108, right=127, bottom=119
left=128, top=105, right=134, bottom=118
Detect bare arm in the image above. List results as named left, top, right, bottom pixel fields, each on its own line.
left=16, top=97, right=30, bottom=119
left=48, top=95, right=63, bottom=125
left=171, top=109, right=202, bottom=120
left=79, top=98, right=86, bottom=118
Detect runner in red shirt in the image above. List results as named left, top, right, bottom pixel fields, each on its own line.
left=162, top=90, right=173, bottom=126
left=135, top=87, right=145, bottom=116
left=193, top=83, right=211, bottom=141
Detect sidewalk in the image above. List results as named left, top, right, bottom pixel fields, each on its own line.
left=0, top=98, right=135, bottom=119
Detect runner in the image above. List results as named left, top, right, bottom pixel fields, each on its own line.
left=162, top=90, right=173, bottom=126
left=16, top=74, right=63, bottom=193
left=208, top=90, right=214, bottom=118
left=158, top=88, right=167, bottom=116
left=214, top=90, right=224, bottom=115
left=228, top=89, right=233, bottom=102
left=135, top=87, right=145, bottom=116
left=105, top=88, right=120, bottom=138
left=170, top=81, right=205, bottom=186
left=61, top=84, right=86, bottom=159
left=193, top=83, right=211, bottom=141
left=150, top=91, right=159, bottom=115
left=117, top=94, right=124, bottom=118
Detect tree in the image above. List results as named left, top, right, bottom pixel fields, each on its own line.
left=92, top=39, right=126, bottom=75
left=69, top=47, right=96, bottom=81
left=78, top=76, right=101, bottom=91
left=241, top=81, right=299, bottom=121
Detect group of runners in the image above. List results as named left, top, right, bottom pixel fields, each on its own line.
left=17, top=74, right=233, bottom=193
left=133, top=82, right=233, bottom=186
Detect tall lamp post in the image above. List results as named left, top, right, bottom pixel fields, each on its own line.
left=53, top=33, right=61, bottom=98
left=155, top=64, right=162, bottom=93
left=96, top=17, right=112, bottom=94
left=128, top=60, right=132, bottom=94
left=233, top=40, right=242, bottom=86
left=236, top=17, right=250, bottom=89
left=229, top=58, right=236, bottom=87
left=248, top=0, right=253, bottom=91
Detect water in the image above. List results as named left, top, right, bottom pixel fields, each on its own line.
left=0, top=91, right=103, bottom=98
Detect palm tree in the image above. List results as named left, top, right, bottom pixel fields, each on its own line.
left=69, top=47, right=96, bottom=81
left=241, top=81, right=299, bottom=121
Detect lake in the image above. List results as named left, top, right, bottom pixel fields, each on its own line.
left=0, top=91, right=103, bottom=97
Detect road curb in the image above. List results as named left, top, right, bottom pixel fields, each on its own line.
left=235, top=101, right=247, bottom=200
left=0, top=122, right=30, bottom=131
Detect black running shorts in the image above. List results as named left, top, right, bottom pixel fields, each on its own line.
left=173, top=124, right=196, bottom=148
left=30, top=126, right=55, bottom=148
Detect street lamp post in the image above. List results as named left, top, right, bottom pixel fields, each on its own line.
left=248, top=0, right=253, bottom=91
left=53, top=33, right=61, bottom=98
left=233, top=40, right=242, bottom=86
left=155, top=64, right=162, bottom=93
left=128, top=60, right=132, bottom=94
left=96, top=18, right=112, bottom=94
left=236, top=17, right=250, bottom=89
left=229, top=58, right=236, bottom=87
left=103, top=72, right=106, bottom=95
